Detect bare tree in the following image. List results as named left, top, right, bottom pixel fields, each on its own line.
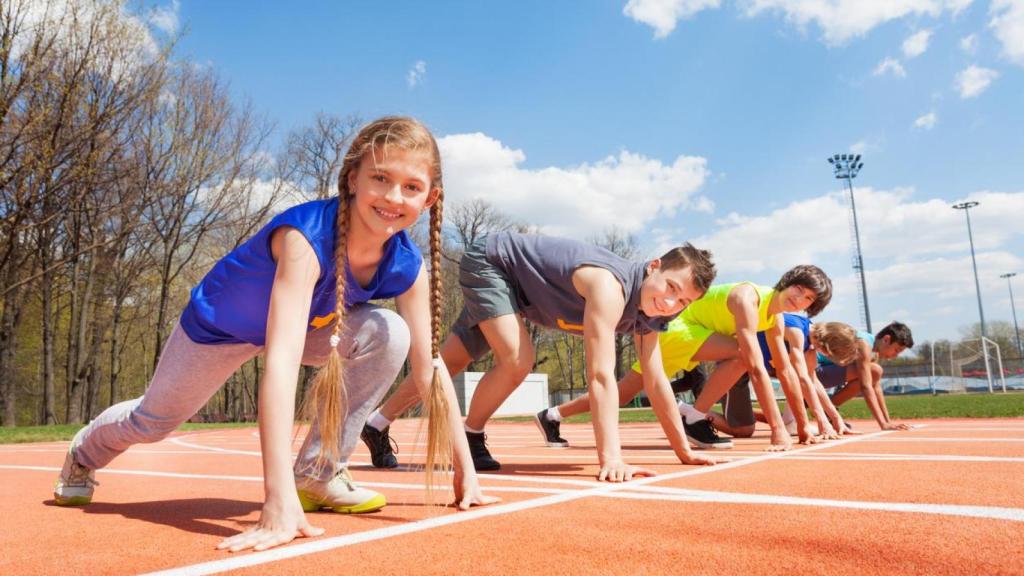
left=285, top=112, right=360, bottom=200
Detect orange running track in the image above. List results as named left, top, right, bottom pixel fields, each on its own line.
left=2, top=418, right=1023, bottom=575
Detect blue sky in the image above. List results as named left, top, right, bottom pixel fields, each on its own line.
left=144, top=0, right=1023, bottom=348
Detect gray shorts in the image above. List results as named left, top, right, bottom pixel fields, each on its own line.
left=451, top=238, right=520, bottom=360
left=817, top=364, right=848, bottom=390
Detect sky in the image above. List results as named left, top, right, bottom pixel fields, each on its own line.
left=131, top=0, right=1024, bottom=348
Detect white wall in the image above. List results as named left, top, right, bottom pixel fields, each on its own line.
left=453, top=372, right=549, bottom=417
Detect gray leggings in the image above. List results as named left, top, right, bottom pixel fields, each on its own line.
left=73, top=304, right=410, bottom=481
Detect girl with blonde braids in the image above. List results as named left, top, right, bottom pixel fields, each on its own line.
left=54, top=116, right=497, bottom=553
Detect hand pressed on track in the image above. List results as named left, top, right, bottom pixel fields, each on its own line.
left=597, top=461, right=656, bottom=482
left=217, top=495, right=324, bottom=553
left=453, top=468, right=502, bottom=510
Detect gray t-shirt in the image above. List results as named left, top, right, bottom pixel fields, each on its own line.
left=485, top=231, right=671, bottom=335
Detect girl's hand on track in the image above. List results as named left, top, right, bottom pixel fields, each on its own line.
left=767, top=430, right=793, bottom=452
left=453, top=469, right=502, bottom=510
left=819, top=424, right=841, bottom=440
left=217, top=494, right=324, bottom=553
left=679, top=452, right=718, bottom=466
left=798, top=428, right=822, bottom=445
left=597, top=461, right=656, bottom=482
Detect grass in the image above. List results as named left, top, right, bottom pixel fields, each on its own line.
left=498, top=390, right=1024, bottom=425
left=4, top=392, right=1022, bottom=444
left=0, top=421, right=255, bottom=445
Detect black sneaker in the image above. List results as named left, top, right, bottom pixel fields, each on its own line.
left=534, top=410, right=569, bottom=448
left=360, top=423, right=398, bottom=468
left=683, top=418, right=733, bottom=449
left=465, top=430, right=501, bottom=471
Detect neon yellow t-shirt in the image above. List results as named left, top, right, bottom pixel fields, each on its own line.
left=634, top=282, right=777, bottom=376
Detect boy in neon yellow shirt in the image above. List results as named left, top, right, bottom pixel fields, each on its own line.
left=537, top=265, right=832, bottom=452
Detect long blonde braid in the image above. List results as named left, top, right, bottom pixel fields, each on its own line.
left=424, top=194, right=452, bottom=500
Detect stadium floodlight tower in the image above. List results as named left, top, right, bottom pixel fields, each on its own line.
left=828, top=153, right=871, bottom=332
left=952, top=201, right=986, bottom=340
left=1000, top=272, right=1022, bottom=359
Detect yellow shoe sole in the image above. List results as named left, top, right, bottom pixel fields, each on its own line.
left=53, top=493, right=92, bottom=506
left=297, top=491, right=386, bottom=514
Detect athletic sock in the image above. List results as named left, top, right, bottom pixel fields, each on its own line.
left=367, top=410, right=392, bottom=432
left=678, top=401, right=706, bottom=424
left=781, top=404, right=795, bottom=425
left=546, top=407, right=563, bottom=422
left=464, top=423, right=484, bottom=434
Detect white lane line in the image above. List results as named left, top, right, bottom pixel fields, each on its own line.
left=599, top=488, right=1024, bottom=523
left=139, top=429, right=896, bottom=576
left=0, top=465, right=568, bottom=495
left=0, top=448, right=254, bottom=455
left=913, top=427, right=1024, bottom=432
left=773, top=455, right=1024, bottom=463
left=13, top=461, right=1019, bottom=521
left=170, top=436, right=261, bottom=456
left=870, top=437, right=1024, bottom=443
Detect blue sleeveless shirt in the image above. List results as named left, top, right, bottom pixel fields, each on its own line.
left=757, top=313, right=811, bottom=371
left=179, top=198, right=423, bottom=345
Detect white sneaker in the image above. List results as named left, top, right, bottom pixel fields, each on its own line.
left=296, top=468, right=385, bottom=514
left=54, top=431, right=98, bottom=506
left=784, top=419, right=797, bottom=436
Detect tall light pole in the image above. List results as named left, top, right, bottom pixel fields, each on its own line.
left=828, top=153, right=871, bottom=332
left=953, top=201, right=986, bottom=340
left=1000, top=272, right=1022, bottom=358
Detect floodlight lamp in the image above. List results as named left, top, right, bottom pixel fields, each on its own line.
left=854, top=154, right=861, bottom=163
left=952, top=201, right=980, bottom=210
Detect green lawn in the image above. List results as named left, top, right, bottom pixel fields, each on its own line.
left=499, top=390, right=1024, bottom=424
left=0, top=421, right=256, bottom=444
left=3, top=392, right=1021, bottom=444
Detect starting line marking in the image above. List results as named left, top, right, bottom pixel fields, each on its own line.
left=137, top=429, right=898, bottom=576
left=601, top=488, right=1024, bottom=523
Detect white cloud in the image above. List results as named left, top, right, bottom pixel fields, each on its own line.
left=955, top=64, right=999, bottom=98
left=741, top=0, right=972, bottom=46
left=913, top=111, right=937, bottom=129
left=873, top=57, right=907, bottom=77
left=147, top=0, right=180, bottom=36
left=849, top=140, right=878, bottom=155
left=407, top=60, right=427, bottom=88
left=623, top=0, right=722, bottom=38
left=438, top=132, right=710, bottom=239
left=902, top=29, right=933, bottom=58
left=681, top=188, right=1024, bottom=339
left=960, top=33, right=978, bottom=53
left=989, top=0, right=1024, bottom=65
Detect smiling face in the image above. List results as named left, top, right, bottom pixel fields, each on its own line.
left=778, top=284, right=817, bottom=314
left=347, top=146, right=438, bottom=240
left=639, top=260, right=704, bottom=318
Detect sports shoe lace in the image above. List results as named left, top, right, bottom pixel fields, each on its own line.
left=368, top=427, right=400, bottom=456
left=334, top=468, right=356, bottom=491
left=66, top=461, right=99, bottom=488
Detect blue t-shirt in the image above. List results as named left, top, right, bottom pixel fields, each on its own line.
left=179, top=198, right=423, bottom=345
left=818, top=330, right=874, bottom=366
left=757, top=313, right=811, bottom=373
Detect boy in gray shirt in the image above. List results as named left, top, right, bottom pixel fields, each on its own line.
left=363, top=231, right=718, bottom=480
